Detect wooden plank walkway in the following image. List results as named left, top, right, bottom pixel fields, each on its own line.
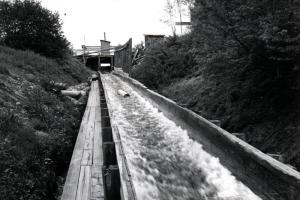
left=61, top=80, right=104, bottom=200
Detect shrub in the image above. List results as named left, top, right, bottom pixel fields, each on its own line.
left=131, top=35, right=196, bottom=89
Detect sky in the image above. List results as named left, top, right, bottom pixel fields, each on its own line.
left=40, top=0, right=181, bottom=49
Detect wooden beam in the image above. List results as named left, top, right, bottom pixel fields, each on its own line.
left=76, top=166, right=91, bottom=200
left=175, top=21, right=191, bottom=25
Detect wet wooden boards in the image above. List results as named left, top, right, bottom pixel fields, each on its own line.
left=61, top=80, right=104, bottom=200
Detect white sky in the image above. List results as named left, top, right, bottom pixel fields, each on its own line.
left=40, top=0, right=178, bottom=49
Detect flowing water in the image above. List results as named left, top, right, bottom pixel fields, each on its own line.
left=101, top=74, right=261, bottom=200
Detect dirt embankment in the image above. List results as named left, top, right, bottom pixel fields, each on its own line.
left=0, top=46, right=92, bottom=199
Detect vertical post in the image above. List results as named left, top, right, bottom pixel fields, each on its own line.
left=103, top=165, right=121, bottom=199
left=82, top=45, right=87, bottom=65
left=111, top=56, right=114, bottom=70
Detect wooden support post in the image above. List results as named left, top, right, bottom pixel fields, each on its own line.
left=111, top=55, right=114, bottom=70
left=101, top=116, right=111, bottom=127
left=103, top=142, right=117, bottom=166
left=102, top=127, right=113, bottom=142
left=100, top=99, right=107, bottom=104
left=101, top=108, right=109, bottom=118
left=100, top=91, right=105, bottom=97
left=103, top=165, right=121, bottom=200
left=100, top=103, right=108, bottom=109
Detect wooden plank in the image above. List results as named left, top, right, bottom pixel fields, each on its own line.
left=91, top=84, right=96, bottom=106
left=175, top=21, right=191, bottom=25
left=86, top=83, right=93, bottom=107
left=76, top=166, right=91, bottom=200
left=93, top=121, right=103, bottom=166
left=89, top=82, right=98, bottom=107
left=62, top=78, right=106, bottom=200
left=75, top=106, right=93, bottom=150
left=82, top=149, right=93, bottom=166
left=94, top=81, right=100, bottom=107
left=86, top=107, right=96, bottom=125
left=84, top=135, right=94, bottom=150
left=74, top=123, right=86, bottom=151
left=94, top=86, right=98, bottom=106
left=90, top=104, right=96, bottom=121
left=61, top=149, right=83, bottom=200
left=85, top=122, right=94, bottom=140
left=81, top=106, right=91, bottom=123
left=88, top=81, right=97, bottom=107
left=84, top=121, right=95, bottom=150
left=91, top=166, right=105, bottom=200
left=75, top=107, right=93, bottom=150
left=95, top=106, right=101, bottom=122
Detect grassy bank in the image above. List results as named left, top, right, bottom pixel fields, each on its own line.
left=0, top=46, right=91, bottom=199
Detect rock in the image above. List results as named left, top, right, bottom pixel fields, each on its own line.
left=117, top=89, right=130, bottom=97
left=66, top=96, right=80, bottom=104
left=80, top=90, right=86, bottom=96
left=52, top=82, right=67, bottom=90
left=67, top=82, right=89, bottom=91
left=77, top=95, right=88, bottom=105
left=35, top=131, right=49, bottom=138
left=91, top=74, right=98, bottom=81
left=267, top=153, right=285, bottom=163
left=232, top=133, right=247, bottom=141
left=25, top=73, right=35, bottom=82
left=209, top=120, right=221, bottom=127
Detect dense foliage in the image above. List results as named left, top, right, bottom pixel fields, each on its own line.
left=131, top=35, right=196, bottom=88
left=0, top=0, right=70, bottom=58
left=190, top=0, right=300, bottom=104
left=132, top=1, right=300, bottom=169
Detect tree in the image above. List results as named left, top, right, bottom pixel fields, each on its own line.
left=163, top=0, right=192, bottom=35
left=191, top=0, right=300, bottom=69
left=190, top=0, right=300, bottom=92
left=0, top=0, right=70, bottom=59
left=163, top=0, right=177, bottom=35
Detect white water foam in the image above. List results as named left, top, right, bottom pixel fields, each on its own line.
left=102, top=74, right=262, bottom=200
left=135, top=90, right=261, bottom=200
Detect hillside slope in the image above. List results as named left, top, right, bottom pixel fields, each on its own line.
left=0, top=46, right=91, bottom=200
